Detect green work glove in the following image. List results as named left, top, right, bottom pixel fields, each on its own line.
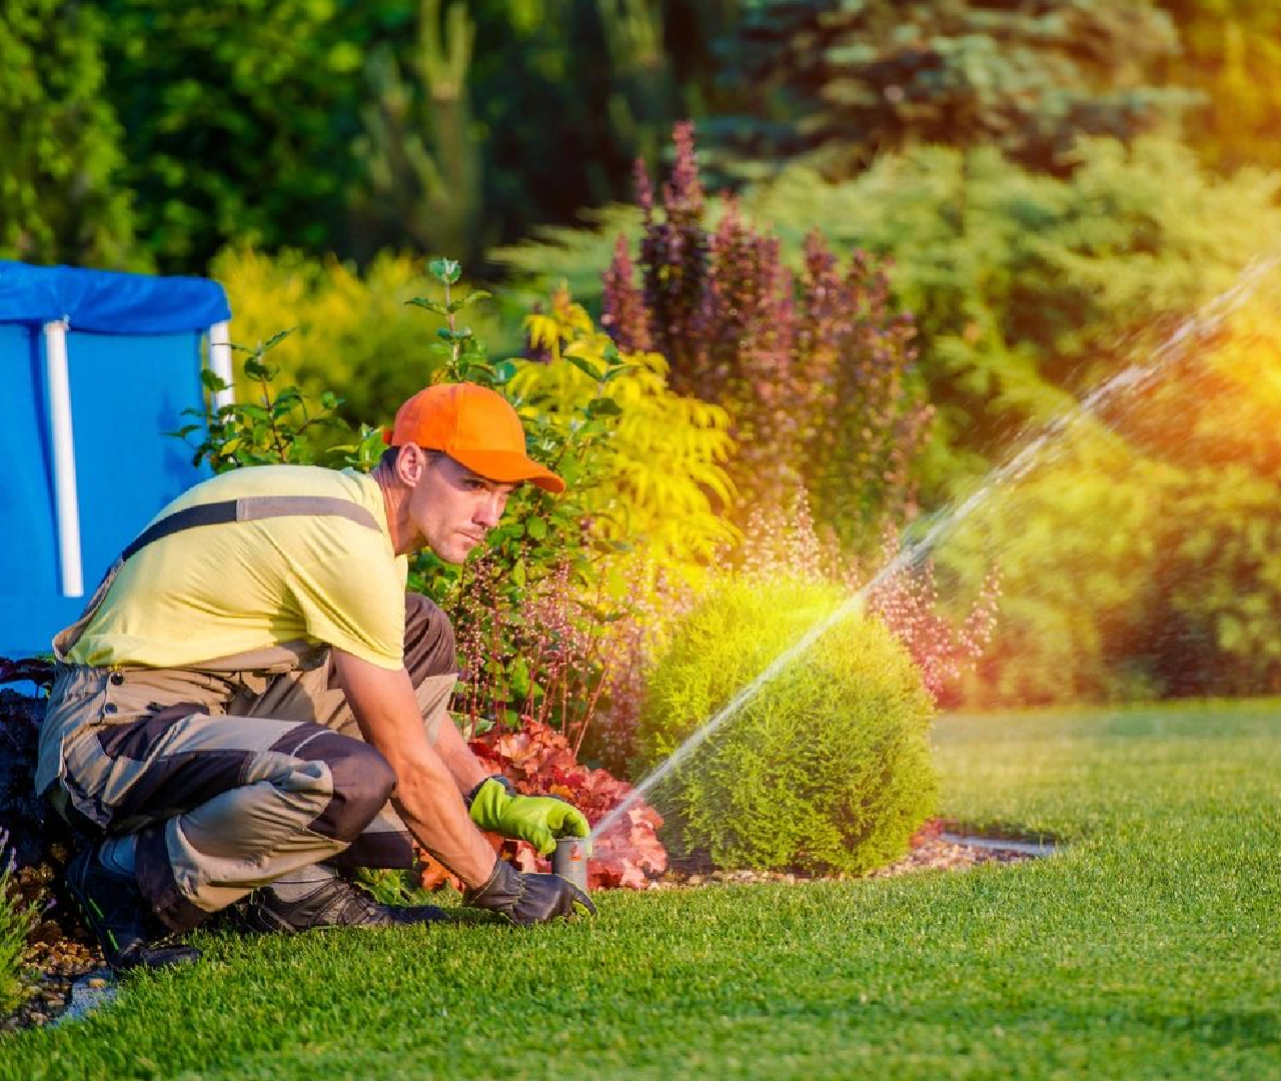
left=465, top=775, right=590, bottom=856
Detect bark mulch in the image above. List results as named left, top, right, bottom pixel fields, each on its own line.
left=652, top=818, right=1043, bottom=889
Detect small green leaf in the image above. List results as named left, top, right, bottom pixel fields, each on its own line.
left=564, top=355, right=601, bottom=381
left=428, top=257, right=463, bottom=284
left=406, top=297, right=449, bottom=316
left=457, top=290, right=493, bottom=309
left=601, top=364, right=635, bottom=383
left=263, top=327, right=298, bottom=351
left=526, top=517, right=548, bottom=540
left=586, top=397, right=623, bottom=418
left=492, top=360, right=517, bottom=384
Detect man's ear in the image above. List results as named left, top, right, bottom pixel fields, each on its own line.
left=396, top=443, right=427, bottom=486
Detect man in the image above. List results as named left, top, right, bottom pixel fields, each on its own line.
left=36, top=382, right=595, bottom=972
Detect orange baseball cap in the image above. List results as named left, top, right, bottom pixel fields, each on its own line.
left=385, top=382, right=565, bottom=493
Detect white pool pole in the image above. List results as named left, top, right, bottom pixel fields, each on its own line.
left=43, top=319, right=84, bottom=598
left=207, top=320, right=234, bottom=410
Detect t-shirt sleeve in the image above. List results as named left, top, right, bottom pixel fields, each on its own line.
left=290, top=538, right=406, bottom=669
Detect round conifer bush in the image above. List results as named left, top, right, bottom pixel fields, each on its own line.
left=634, top=577, right=937, bottom=875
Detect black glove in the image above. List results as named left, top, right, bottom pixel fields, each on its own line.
left=464, top=857, right=597, bottom=925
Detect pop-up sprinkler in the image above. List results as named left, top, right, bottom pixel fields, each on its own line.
left=552, top=837, right=589, bottom=892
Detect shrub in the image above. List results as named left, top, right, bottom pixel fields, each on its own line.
left=210, top=246, right=503, bottom=431
left=180, top=330, right=368, bottom=474
left=0, top=831, right=33, bottom=1017
left=513, top=284, right=738, bottom=575
left=634, top=577, right=937, bottom=875
left=603, top=123, right=928, bottom=547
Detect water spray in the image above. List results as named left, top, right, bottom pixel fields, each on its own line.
left=588, top=255, right=1280, bottom=846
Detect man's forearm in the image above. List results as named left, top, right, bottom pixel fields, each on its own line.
left=432, top=712, right=489, bottom=795
left=333, top=650, right=496, bottom=887
left=389, top=761, right=495, bottom=886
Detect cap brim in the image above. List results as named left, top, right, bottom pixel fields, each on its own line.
left=451, top=449, right=566, bottom=493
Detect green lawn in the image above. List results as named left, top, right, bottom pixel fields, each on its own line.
left=3, top=702, right=1279, bottom=1080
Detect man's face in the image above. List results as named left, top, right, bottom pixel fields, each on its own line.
left=408, top=453, right=517, bottom=563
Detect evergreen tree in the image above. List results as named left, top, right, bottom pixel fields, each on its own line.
left=349, top=0, right=484, bottom=263
left=462, top=0, right=680, bottom=257
left=708, top=0, right=1194, bottom=180
left=1153, top=1, right=1281, bottom=175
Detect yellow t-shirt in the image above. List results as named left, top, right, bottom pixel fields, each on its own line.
left=67, top=465, right=409, bottom=670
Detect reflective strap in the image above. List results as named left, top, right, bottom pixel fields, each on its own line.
left=120, top=496, right=380, bottom=563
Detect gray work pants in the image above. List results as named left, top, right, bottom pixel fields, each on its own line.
left=41, top=593, right=455, bottom=932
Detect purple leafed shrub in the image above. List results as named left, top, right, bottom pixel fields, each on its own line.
left=605, top=121, right=931, bottom=548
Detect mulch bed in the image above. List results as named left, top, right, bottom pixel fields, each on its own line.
left=3, top=865, right=106, bottom=1035
left=651, top=818, right=1041, bottom=888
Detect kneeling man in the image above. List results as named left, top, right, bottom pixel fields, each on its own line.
left=37, top=382, right=593, bottom=970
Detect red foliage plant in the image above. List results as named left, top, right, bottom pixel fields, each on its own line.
left=417, top=720, right=667, bottom=892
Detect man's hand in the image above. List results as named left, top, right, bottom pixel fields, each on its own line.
left=465, top=858, right=597, bottom=925
left=466, top=776, right=590, bottom=856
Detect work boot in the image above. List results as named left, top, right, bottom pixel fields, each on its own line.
left=65, top=843, right=200, bottom=973
left=235, top=868, right=447, bottom=934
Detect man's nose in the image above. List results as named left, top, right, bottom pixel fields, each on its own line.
left=475, top=493, right=504, bottom=527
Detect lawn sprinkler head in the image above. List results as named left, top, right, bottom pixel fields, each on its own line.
left=552, top=837, right=590, bottom=893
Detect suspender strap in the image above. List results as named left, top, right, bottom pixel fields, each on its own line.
left=120, top=495, right=381, bottom=563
